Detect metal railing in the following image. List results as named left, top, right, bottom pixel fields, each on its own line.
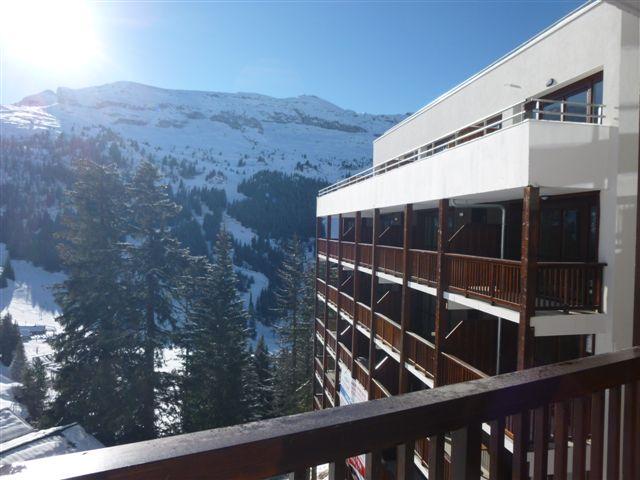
left=318, top=98, right=605, bottom=196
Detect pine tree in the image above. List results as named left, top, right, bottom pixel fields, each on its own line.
left=0, top=256, right=15, bottom=287
left=272, top=237, right=314, bottom=415
left=127, top=161, right=194, bottom=439
left=15, top=357, right=48, bottom=423
left=181, top=230, right=253, bottom=431
left=252, top=335, right=274, bottom=419
left=9, top=339, right=26, bottom=383
left=0, top=313, right=21, bottom=366
left=50, top=159, right=141, bottom=445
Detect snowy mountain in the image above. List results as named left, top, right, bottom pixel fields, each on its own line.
left=1, top=81, right=406, bottom=197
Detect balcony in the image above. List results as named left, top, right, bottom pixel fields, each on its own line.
left=8, top=348, right=639, bottom=480
left=405, top=331, right=435, bottom=378
left=319, top=240, right=605, bottom=313
left=317, top=99, right=613, bottom=217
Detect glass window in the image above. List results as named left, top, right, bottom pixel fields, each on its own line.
left=541, top=101, right=562, bottom=121
left=565, top=89, right=588, bottom=123
left=562, top=209, right=580, bottom=260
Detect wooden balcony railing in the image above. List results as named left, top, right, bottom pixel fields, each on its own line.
left=342, top=241, right=355, bottom=263
left=313, top=393, right=323, bottom=410
left=315, top=357, right=323, bottom=379
left=373, top=312, right=402, bottom=353
left=405, top=331, right=435, bottom=378
left=355, top=302, right=371, bottom=330
left=446, top=253, right=521, bottom=309
left=315, top=317, right=325, bottom=336
left=326, top=330, right=337, bottom=354
left=319, top=231, right=606, bottom=314
left=414, top=438, right=452, bottom=477
left=338, top=342, right=352, bottom=367
left=328, top=239, right=339, bottom=259
left=325, top=372, right=336, bottom=399
left=537, top=262, right=605, bottom=311
left=360, top=243, right=372, bottom=268
left=11, top=348, right=639, bottom=480
left=340, top=292, right=354, bottom=318
left=371, top=378, right=391, bottom=400
left=440, top=352, right=488, bottom=386
left=353, top=358, right=370, bottom=389
left=326, top=284, right=338, bottom=306
left=377, top=245, right=404, bottom=276
left=317, top=238, right=327, bottom=256
left=409, top=249, right=438, bottom=286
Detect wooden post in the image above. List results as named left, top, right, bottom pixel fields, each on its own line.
left=329, top=459, right=346, bottom=480
left=335, top=214, right=343, bottom=406
left=352, top=211, right=362, bottom=376
left=451, top=424, right=482, bottom=480
left=396, top=442, right=414, bottom=480
left=367, top=209, right=380, bottom=399
left=322, top=215, right=331, bottom=408
left=313, top=217, right=321, bottom=408
left=518, top=186, right=539, bottom=370
left=434, top=199, right=449, bottom=387
left=365, top=450, right=383, bottom=480
left=398, top=204, right=412, bottom=394
left=634, top=92, right=640, bottom=347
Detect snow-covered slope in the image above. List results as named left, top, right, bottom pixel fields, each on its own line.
left=1, top=82, right=406, bottom=195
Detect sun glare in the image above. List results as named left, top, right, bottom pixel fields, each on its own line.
left=0, top=0, right=100, bottom=73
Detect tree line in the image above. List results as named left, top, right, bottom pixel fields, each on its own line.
left=6, top=159, right=316, bottom=445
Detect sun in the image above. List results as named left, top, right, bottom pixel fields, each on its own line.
left=0, top=0, right=100, bottom=73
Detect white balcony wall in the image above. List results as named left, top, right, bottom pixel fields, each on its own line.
left=317, top=120, right=615, bottom=217
left=373, top=1, right=625, bottom=167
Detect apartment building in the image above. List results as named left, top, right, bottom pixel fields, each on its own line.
left=313, top=1, right=640, bottom=478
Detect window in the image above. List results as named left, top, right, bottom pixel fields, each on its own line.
left=540, top=72, right=603, bottom=124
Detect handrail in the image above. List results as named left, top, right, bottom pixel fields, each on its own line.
left=6, top=348, right=639, bottom=480
left=318, top=98, right=605, bottom=196
left=444, top=252, right=520, bottom=265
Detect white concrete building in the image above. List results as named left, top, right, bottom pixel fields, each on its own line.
left=312, top=1, right=639, bottom=474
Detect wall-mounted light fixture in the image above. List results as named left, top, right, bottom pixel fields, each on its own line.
left=546, top=78, right=556, bottom=87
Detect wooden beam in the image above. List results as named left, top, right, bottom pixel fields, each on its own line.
left=395, top=442, right=414, bottom=480
left=313, top=217, right=321, bottom=408
left=518, top=185, right=539, bottom=370
left=322, top=215, right=331, bottom=408
left=335, top=214, right=343, bottom=406
left=634, top=92, right=640, bottom=347
left=368, top=209, right=380, bottom=399
left=352, top=211, right=362, bottom=376
left=398, top=204, right=413, bottom=394
left=451, top=423, right=481, bottom=480
left=434, top=199, right=449, bottom=387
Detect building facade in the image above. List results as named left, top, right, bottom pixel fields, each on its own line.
left=313, top=1, right=640, bottom=478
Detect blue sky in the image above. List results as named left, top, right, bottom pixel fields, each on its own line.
left=1, top=0, right=585, bottom=113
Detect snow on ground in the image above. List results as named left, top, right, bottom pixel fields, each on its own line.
left=0, top=244, right=65, bottom=331
left=223, top=212, right=256, bottom=246
left=0, top=365, right=26, bottom=417
left=254, top=321, right=279, bottom=352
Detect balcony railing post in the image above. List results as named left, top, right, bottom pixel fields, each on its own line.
left=365, top=450, right=383, bottom=480
left=322, top=215, right=331, bottom=408
left=396, top=442, right=414, bottom=480
left=335, top=214, right=343, bottom=406
left=451, top=423, right=482, bottom=480
left=398, top=203, right=413, bottom=394
left=434, top=199, right=449, bottom=386
left=329, top=458, right=346, bottom=480
left=367, top=209, right=380, bottom=399
left=518, top=186, right=539, bottom=370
